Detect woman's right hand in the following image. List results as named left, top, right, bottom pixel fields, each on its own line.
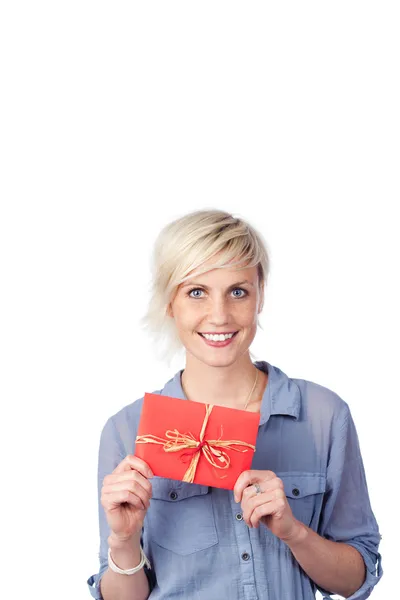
left=101, top=455, right=153, bottom=543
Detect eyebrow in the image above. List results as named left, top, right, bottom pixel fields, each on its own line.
left=181, top=280, right=254, bottom=289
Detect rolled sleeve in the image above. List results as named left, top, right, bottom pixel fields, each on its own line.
left=87, top=560, right=108, bottom=599
left=316, top=402, right=383, bottom=599
left=343, top=539, right=383, bottom=599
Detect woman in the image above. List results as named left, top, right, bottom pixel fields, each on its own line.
left=87, top=209, right=383, bottom=599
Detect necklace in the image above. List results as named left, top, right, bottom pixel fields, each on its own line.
left=181, top=367, right=259, bottom=411
left=243, top=368, right=258, bottom=410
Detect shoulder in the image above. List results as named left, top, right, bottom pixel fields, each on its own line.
left=292, top=376, right=351, bottom=427
left=101, top=384, right=164, bottom=456
left=114, top=384, right=164, bottom=428
left=264, top=360, right=350, bottom=420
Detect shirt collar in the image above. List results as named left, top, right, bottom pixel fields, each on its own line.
left=161, top=360, right=300, bottom=426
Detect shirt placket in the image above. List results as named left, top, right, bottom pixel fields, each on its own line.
left=230, top=492, right=260, bottom=600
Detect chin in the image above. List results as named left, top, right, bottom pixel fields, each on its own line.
left=191, top=350, right=241, bottom=368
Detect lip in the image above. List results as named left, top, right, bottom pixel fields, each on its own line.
left=198, top=331, right=238, bottom=347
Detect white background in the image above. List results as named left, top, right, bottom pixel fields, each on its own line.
left=1, top=2, right=398, bottom=599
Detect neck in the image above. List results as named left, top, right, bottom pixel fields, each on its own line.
left=180, top=353, right=266, bottom=410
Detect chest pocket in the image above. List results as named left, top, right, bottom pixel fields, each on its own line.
left=277, top=472, right=326, bottom=529
left=145, top=477, right=218, bottom=555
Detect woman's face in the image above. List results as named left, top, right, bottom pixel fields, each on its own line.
left=168, top=260, right=263, bottom=368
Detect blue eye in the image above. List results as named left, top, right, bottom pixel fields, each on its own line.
left=188, top=288, right=203, bottom=298
left=187, top=288, right=247, bottom=299
left=232, top=288, right=246, bottom=298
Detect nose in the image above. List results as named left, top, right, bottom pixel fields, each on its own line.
left=206, top=295, right=231, bottom=326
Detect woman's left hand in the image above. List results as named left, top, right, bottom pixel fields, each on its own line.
left=233, top=469, right=302, bottom=543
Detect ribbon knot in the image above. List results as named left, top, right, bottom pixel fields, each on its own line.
left=135, top=404, right=256, bottom=483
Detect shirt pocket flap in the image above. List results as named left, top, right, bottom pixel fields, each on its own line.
left=151, top=476, right=210, bottom=502
left=147, top=477, right=218, bottom=555
left=278, top=472, right=326, bottom=498
left=276, top=472, right=326, bottom=528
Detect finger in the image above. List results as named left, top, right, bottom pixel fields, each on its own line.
left=260, top=476, right=285, bottom=494
left=245, top=488, right=286, bottom=528
left=234, top=470, right=275, bottom=503
left=103, top=474, right=152, bottom=510
left=101, top=488, right=149, bottom=512
left=113, top=455, right=154, bottom=479
left=241, top=482, right=263, bottom=501
left=249, top=500, right=274, bottom=529
left=102, top=474, right=151, bottom=509
left=250, top=493, right=287, bottom=529
left=242, top=490, right=275, bottom=527
left=104, top=469, right=153, bottom=497
left=240, top=476, right=283, bottom=499
left=241, top=477, right=284, bottom=505
left=102, top=481, right=150, bottom=510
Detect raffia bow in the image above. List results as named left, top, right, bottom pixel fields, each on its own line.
left=135, top=404, right=256, bottom=483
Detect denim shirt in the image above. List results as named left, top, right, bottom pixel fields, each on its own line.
left=87, top=361, right=383, bottom=599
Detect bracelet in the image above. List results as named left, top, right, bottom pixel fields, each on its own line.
left=108, top=545, right=151, bottom=575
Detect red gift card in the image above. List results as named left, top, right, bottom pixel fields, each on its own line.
left=135, top=392, right=260, bottom=489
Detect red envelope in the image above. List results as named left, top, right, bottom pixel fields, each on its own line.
left=135, top=392, right=260, bottom=489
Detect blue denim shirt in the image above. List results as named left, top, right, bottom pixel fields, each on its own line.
left=87, top=361, right=383, bottom=599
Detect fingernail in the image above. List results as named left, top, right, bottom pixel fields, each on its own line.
left=148, top=471, right=154, bottom=478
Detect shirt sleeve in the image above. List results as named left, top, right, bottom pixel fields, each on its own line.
left=315, top=401, right=383, bottom=600
left=86, top=415, right=155, bottom=599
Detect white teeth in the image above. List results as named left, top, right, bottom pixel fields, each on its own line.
left=202, top=332, right=235, bottom=341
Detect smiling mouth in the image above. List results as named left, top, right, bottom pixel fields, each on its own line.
left=197, top=331, right=239, bottom=339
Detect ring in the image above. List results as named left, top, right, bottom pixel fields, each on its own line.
left=253, top=482, right=262, bottom=495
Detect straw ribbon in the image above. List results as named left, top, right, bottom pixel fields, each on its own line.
left=135, top=404, right=256, bottom=483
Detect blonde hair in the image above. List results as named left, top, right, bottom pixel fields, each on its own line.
left=140, top=209, right=271, bottom=366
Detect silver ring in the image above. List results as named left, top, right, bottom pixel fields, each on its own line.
left=253, top=482, right=262, bottom=495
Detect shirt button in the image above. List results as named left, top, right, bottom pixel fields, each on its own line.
left=241, top=552, right=250, bottom=561
left=235, top=513, right=243, bottom=521
left=169, top=491, right=178, bottom=500
left=292, top=488, right=300, bottom=496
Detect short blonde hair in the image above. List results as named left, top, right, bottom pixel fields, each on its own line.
left=140, top=209, right=271, bottom=366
